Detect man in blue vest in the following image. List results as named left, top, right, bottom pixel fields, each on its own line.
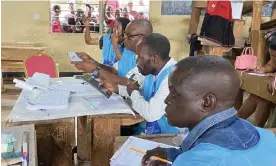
left=71, top=19, right=152, bottom=78
left=141, top=55, right=276, bottom=166
left=120, top=33, right=180, bottom=134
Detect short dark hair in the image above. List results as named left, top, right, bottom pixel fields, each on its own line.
left=53, top=5, right=61, bottom=12
left=116, top=17, right=130, bottom=35
left=175, top=55, right=240, bottom=104
left=269, top=36, right=276, bottom=50
left=141, top=33, right=170, bottom=60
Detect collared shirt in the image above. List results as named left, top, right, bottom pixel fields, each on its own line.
left=129, top=58, right=177, bottom=122
left=166, top=107, right=267, bottom=165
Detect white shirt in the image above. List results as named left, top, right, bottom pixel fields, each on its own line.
left=118, top=66, right=145, bottom=97
left=129, top=58, right=177, bottom=122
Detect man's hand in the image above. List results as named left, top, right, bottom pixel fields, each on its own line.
left=71, top=61, right=96, bottom=73
left=267, top=77, right=276, bottom=95
left=141, top=147, right=168, bottom=166
left=82, top=16, right=91, bottom=27
left=127, top=81, right=139, bottom=96
left=99, top=80, right=119, bottom=93
left=76, top=52, right=92, bottom=61
left=255, top=66, right=266, bottom=74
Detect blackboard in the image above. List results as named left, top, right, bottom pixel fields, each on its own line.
left=161, top=0, right=273, bottom=17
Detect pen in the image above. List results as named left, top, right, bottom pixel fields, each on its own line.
left=129, top=147, right=173, bottom=165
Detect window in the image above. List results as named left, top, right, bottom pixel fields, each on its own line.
left=50, top=0, right=149, bottom=34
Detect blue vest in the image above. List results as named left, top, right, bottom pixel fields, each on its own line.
left=173, top=128, right=276, bottom=166
left=117, top=49, right=136, bottom=77
left=102, top=34, right=123, bottom=66
left=137, top=64, right=180, bottom=135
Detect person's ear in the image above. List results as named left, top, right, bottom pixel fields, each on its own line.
left=152, top=54, right=159, bottom=63
left=201, top=93, right=216, bottom=113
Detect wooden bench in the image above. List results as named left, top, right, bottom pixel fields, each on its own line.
left=1, top=43, right=46, bottom=73
left=1, top=42, right=46, bottom=93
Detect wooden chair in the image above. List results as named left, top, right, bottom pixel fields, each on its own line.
left=24, top=54, right=59, bottom=78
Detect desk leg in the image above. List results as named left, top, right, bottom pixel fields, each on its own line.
left=91, top=118, right=121, bottom=166
left=35, top=122, right=74, bottom=166
left=77, top=116, right=91, bottom=165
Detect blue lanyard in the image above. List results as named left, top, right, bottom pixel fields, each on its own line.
left=151, top=80, right=157, bottom=98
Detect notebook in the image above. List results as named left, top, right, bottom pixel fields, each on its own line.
left=23, top=89, right=70, bottom=110
left=111, top=136, right=179, bottom=166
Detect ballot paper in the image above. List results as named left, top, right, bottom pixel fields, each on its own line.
left=111, top=136, right=179, bottom=166
left=23, top=89, right=70, bottom=110
left=247, top=73, right=266, bottom=76
left=81, top=94, right=134, bottom=115
left=68, top=52, right=83, bottom=62
left=26, top=72, right=51, bottom=88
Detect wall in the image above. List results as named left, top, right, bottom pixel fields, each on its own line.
left=2, top=1, right=101, bottom=72
left=1, top=1, right=271, bottom=72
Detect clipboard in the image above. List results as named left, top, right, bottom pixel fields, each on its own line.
left=81, top=74, right=112, bottom=98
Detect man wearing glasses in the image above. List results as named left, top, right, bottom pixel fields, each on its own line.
left=72, top=19, right=153, bottom=88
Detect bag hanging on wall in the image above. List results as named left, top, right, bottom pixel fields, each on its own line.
left=234, top=47, right=257, bottom=70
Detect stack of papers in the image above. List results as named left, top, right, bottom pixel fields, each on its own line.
left=14, top=72, right=71, bottom=110
left=110, top=136, right=179, bottom=166
left=81, top=94, right=134, bottom=115
left=24, top=89, right=71, bottom=110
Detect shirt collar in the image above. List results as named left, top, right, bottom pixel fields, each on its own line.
left=156, top=57, right=176, bottom=78
left=181, top=107, right=237, bottom=151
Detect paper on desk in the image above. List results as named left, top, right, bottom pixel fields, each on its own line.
left=110, top=136, right=179, bottom=166
left=8, top=91, right=134, bottom=122
left=247, top=73, right=266, bottom=76
left=81, top=94, right=135, bottom=115
left=26, top=72, right=50, bottom=88
left=50, top=83, right=96, bottom=93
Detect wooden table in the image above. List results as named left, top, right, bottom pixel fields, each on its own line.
left=7, top=113, right=143, bottom=166
left=237, top=71, right=276, bottom=104
left=5, top=82, right=144, bottom=166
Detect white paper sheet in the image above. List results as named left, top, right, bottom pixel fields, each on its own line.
left=7, top=77, right=134, bottom=122
left=111, top=136, right=179, bottom=166
left=247, top=73, right=266, bottom=76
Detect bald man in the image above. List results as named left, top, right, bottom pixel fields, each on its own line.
left=142, top=55, right=276, bottom=166
left=72, top=19, right=153, bottom=86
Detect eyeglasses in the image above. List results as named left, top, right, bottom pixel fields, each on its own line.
left=123, top=33, right=145, bottom=41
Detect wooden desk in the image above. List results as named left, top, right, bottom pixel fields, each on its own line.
left=5, top=90, right=143, bottom=166
left=77, top=114, right=143, bottom=166
left=237, top=71, right=276, bottom=104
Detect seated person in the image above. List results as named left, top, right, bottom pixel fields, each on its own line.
left=72, top=19, right=152, bottom=79
left=238, top=37, right=276, bottom=127
left=142, top=55, right=276, bottom=166
left=103, top=33, right=180, bottom=135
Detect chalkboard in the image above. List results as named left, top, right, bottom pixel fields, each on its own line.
left=161, top=0, right=273, bottom=17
